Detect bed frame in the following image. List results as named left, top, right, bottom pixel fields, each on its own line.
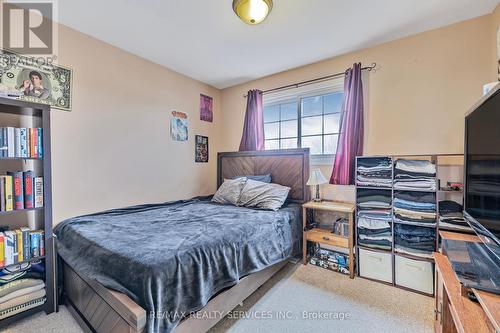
left=59, top=148, right=310, bottom=333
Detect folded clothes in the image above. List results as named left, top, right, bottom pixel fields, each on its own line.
left=395, top=245, right=433, bottom=258
left=0, top=288, right=45, bottom=312
left=357, top=169, right=392, bottom=178
left=358, top=227, right=392, bottom=236
left=0, top=279, right=44, bottom=304
left=394, top=198, right=436, bottom=212
left=395, top=191, right=435, bottom=204
left=357, top=190, right=392, bottom=203
left=358, top=238, right=392, bottom=250
left=357, top=157, right=392, bottom=169
left=395, top=159, right=436, bottom=175
left=394, top=180, right=437, bottom=191
left=394, top=207, right=436, bottom=220
left=359, top=233, right=392, bottom=241
left=357, top=217, right=391, bottom=230
left=358, top=201, right=392, bottom=209
left=0, top=295, right=46, bottom=320
left=357, top=209, right=392, bottom=221
left=439, top=200, right=463, bottom=215
left=394, top=213, right=436, bottom=224
left=394, top=223, right=436, bottom=237
left=394, top=217, right=436, bottom=227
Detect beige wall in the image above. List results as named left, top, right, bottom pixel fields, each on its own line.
left=50, top=25, right=221, bottom=223
left=220, top=14, right=494, bottom=202
left=491, top=4, right=500, bottom=80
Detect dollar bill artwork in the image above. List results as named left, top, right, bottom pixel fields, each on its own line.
left=0, top=49, right=72, bottom=111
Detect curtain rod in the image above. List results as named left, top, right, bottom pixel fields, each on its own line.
left=243, top=62, right=377, bottom=98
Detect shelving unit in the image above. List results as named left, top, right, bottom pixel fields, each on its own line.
left=355, top=154, right=465, bottom=297
left=0, top=97, right=55, bottom=327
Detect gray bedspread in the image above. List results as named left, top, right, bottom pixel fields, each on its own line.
left=54, top=197, right=302, bottom=333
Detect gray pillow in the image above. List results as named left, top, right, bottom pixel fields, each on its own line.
left=212, top=178, right=247, bottom=205
left=237, top=179, right=290, bottom=211
left=234, top=174, right=272, bottom=183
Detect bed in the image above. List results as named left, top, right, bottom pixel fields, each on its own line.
left=55, top=148, right=310, bottom=333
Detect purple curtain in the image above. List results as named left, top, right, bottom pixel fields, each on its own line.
left=239, top=89, right=265, bottom=151
left=330, top=63, right=364, bottom=185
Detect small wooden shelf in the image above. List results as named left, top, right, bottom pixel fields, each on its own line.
left=302, top=201, right=355, bottom=279
left=0, top=207, right=43, bottom=216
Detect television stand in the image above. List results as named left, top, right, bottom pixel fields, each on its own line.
left=433, top=231, right=500, bottom=333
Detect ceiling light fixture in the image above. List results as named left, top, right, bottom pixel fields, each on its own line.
left=232, top=0, right=273, bottom=25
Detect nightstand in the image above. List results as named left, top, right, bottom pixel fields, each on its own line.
left=302, top=200, right=355, bottom=278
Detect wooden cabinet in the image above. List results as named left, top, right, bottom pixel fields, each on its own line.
left=433, top=231, right=499, bottom=333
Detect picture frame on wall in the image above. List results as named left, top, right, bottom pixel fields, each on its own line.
left=0, top=49, right=73, bottom=111
left=170, top=110, right=188, bottom=141
left=200, top=94, right=213, bottom=122
left=195, top=135, right=208, bottom=163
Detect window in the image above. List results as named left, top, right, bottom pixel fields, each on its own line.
left=264, top=91, right=344, bottom=155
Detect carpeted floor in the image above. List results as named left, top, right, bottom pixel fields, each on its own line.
left=1, top=263, right=434, bottom=333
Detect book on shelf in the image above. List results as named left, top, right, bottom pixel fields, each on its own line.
left=4, top=231, right=16, bottom=266
left=8, top=171, right=24, bottom=210
left=0, top=172, right=43, bottom=211
left=0, top=127, right=42, bottom=158
left=1, top=175, right=13, bottom=211
left=23, top=171, right=33, bottom=209
left=34, top=177, right=43, bottom=208
left=20, top=128, right=29, bottom=158
left=0, top=233, right=4, bottom=267
left=0, top=229, right=44, bottom=268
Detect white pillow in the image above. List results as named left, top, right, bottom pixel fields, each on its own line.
left=237, top=179, right=290, bottom=211
left=212, top=178, right=247, bottom=205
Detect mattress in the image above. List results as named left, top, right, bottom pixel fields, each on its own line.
left=55, top=197, right=302, bottom=333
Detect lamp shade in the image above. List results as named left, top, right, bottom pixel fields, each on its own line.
left=306, top=169, right=328, bottom=186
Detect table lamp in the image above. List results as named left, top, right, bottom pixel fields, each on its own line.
left=307, top=169, right=328, bottom=202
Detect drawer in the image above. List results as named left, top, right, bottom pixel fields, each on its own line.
left=306, top=229, right=348, bottom=248
left=395, top=255, right=434, bottom=294
left=358, top=248, right=392, bottom=283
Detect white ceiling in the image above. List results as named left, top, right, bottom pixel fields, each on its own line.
left=56, top=0, right=499, bottom=89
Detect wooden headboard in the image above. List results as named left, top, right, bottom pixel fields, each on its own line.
left=217, top=148, right=310, bottom=203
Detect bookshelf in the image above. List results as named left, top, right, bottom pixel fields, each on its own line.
left=0, top=97, right=55, bottom=327
left=354, top=154, right=465, bottom=297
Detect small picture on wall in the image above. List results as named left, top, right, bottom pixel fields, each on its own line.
left=200, top=94, right=213, bottom=122
left=195, top=135, right=208, bottom=163
left=170, top=110, right=188, bottom=141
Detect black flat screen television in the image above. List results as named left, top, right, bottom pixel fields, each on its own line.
left=464, top=87, right=500, bottom=264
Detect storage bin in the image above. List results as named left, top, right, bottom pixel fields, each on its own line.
left=395, top=255, right=434, bottom=294
left=358, top=248, right=392, bottom=283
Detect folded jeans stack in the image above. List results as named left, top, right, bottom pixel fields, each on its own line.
left=393, top=159, right=437, bottom=191
left=357, top=157, right=392, bottom=187
left=439, top=200, right=471, bottom=231
left=394, top=224, right=436, bottom=258
left=393, top=191, right=437, bottom=226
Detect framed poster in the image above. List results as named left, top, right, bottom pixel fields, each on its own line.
left=0, top=49, right=73, bottom=111
left=170, top=110, right=188, bottom=141
left=195, top=135, right=208, bottom=163
left=200, top=94, right=213, bottom=122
